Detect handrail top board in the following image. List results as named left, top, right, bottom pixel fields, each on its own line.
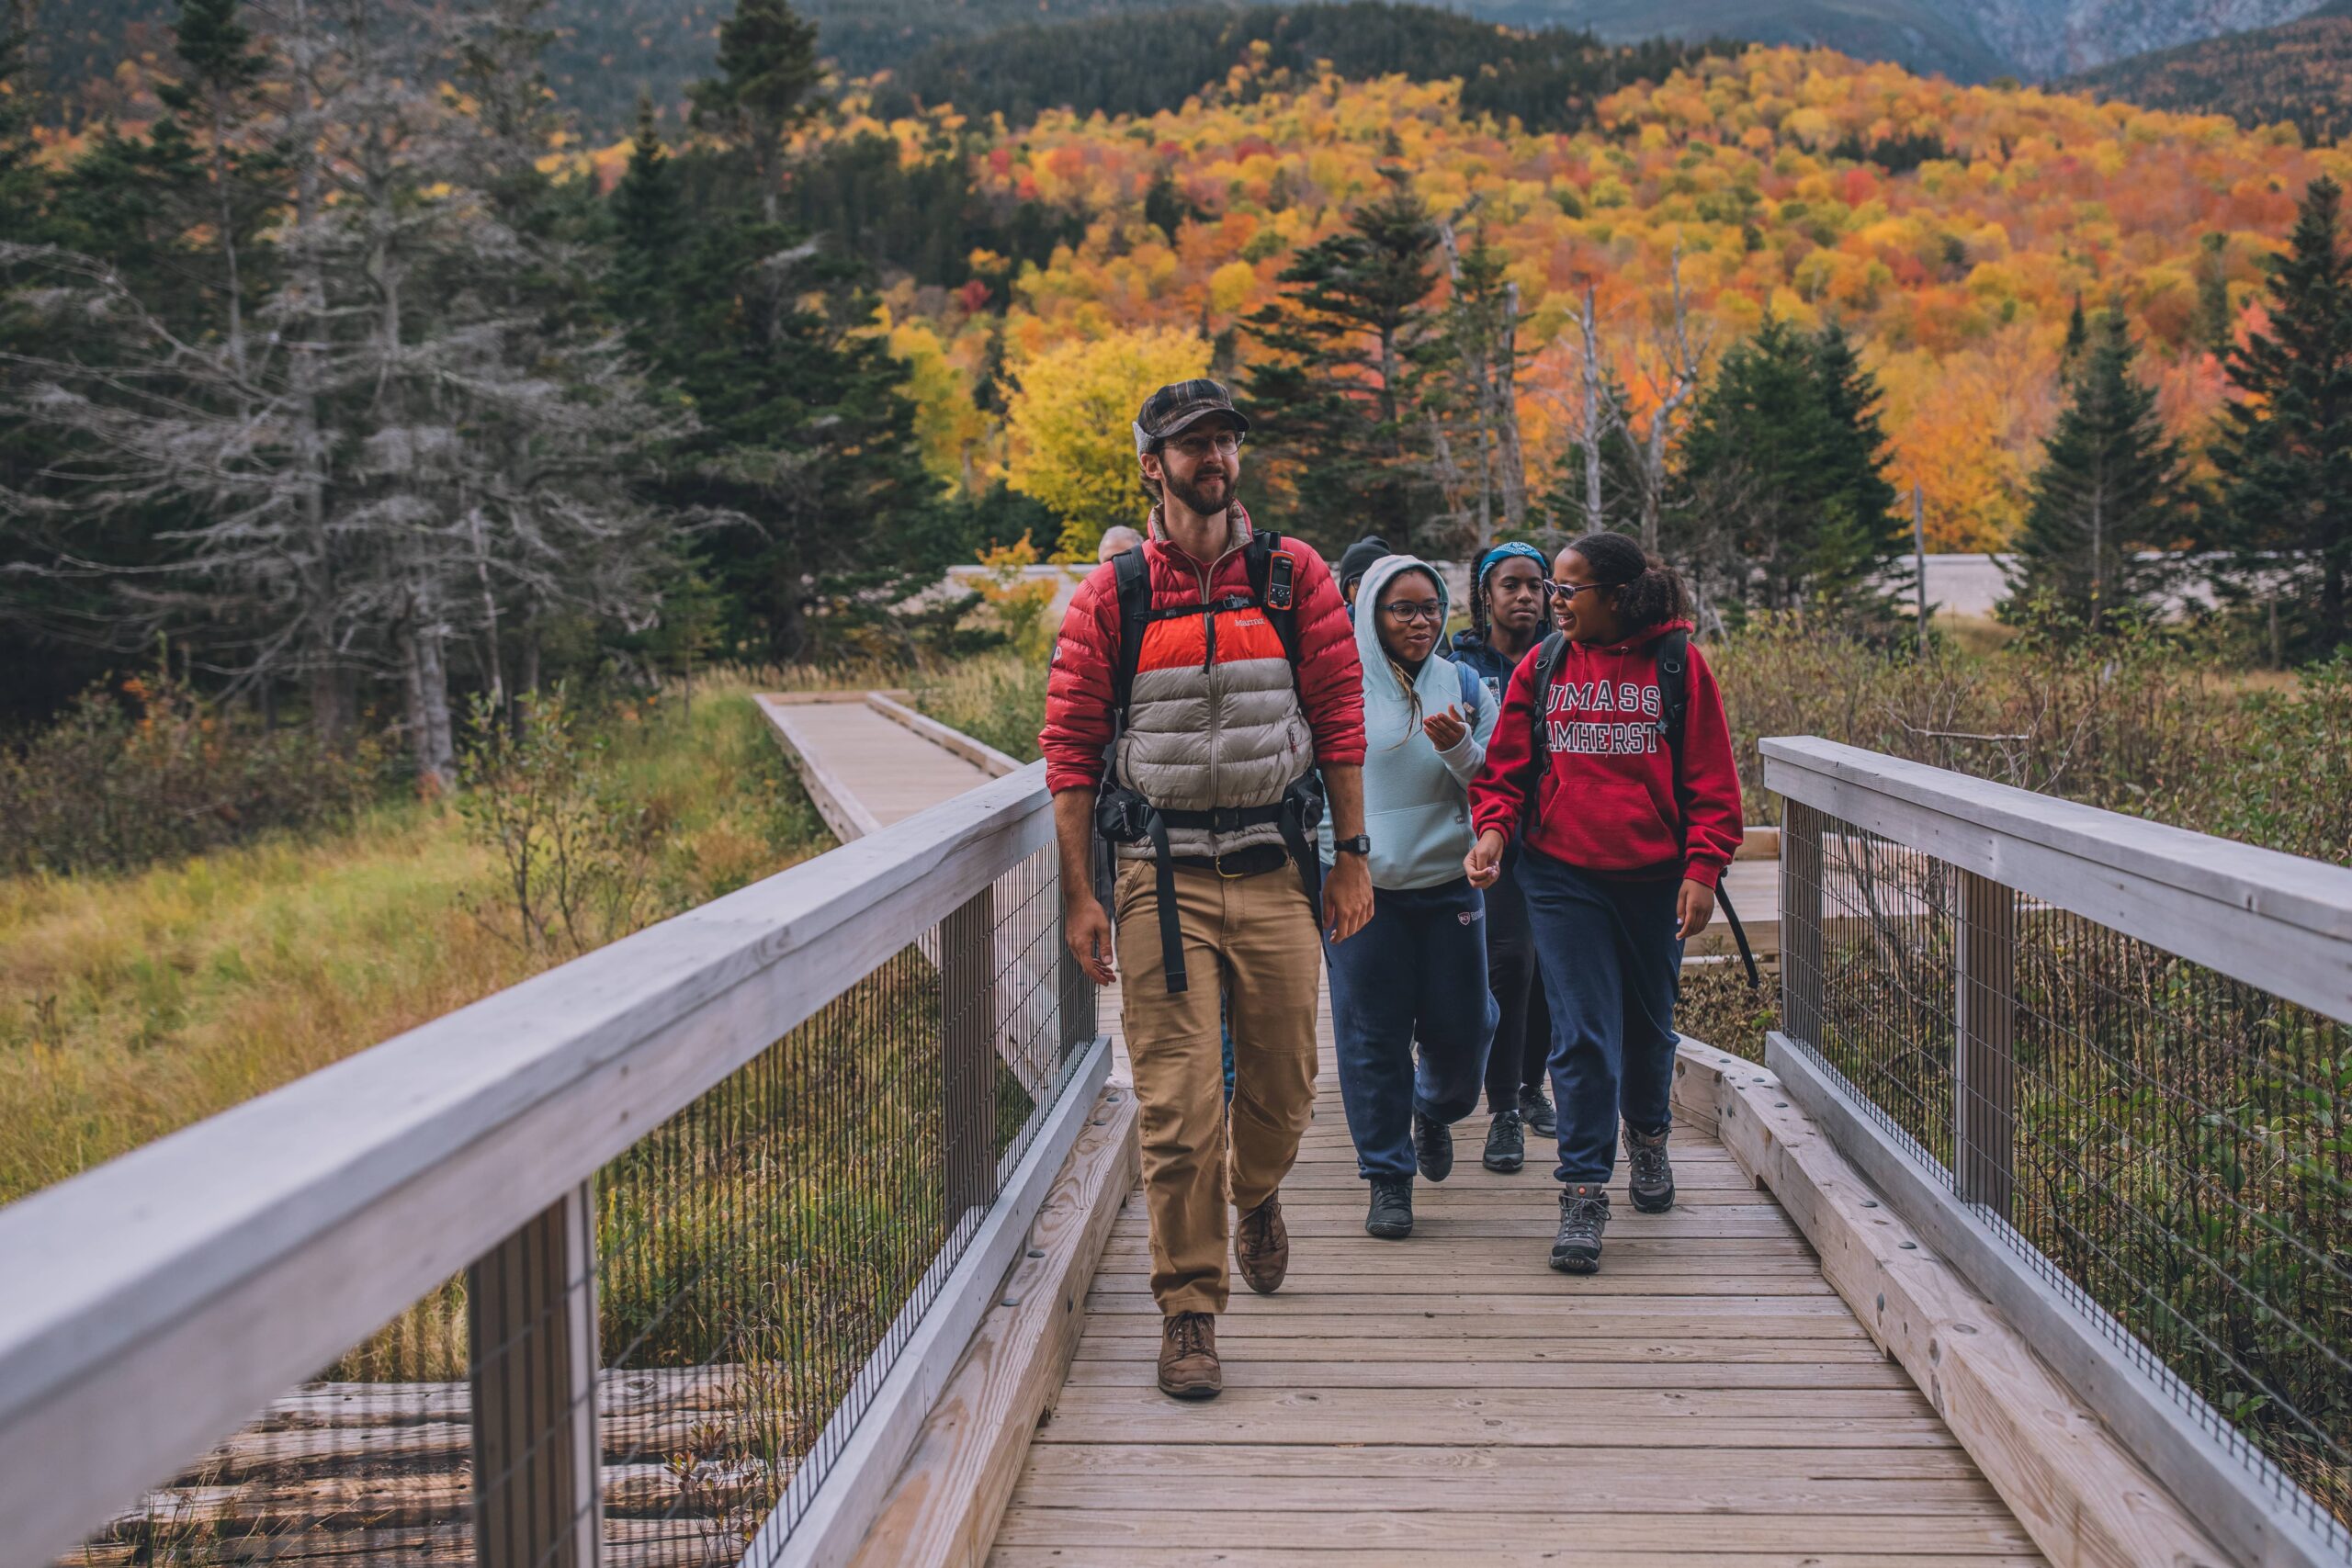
left=0, top=761, right=1053, bottom=1434
left=1763, top=736, right=2352, bottom=940
left=1763, top=736, right=2352, bottom=1025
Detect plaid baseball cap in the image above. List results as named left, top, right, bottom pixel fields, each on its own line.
left=1133, top=378, right=1250, bottom=455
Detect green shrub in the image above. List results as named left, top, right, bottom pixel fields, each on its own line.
left=0, top=673, right=384, bottom=877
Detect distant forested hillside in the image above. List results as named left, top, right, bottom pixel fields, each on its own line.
left=2064, top=0, right=2352, bottom=142
left=870, top=4, right=1738, bottom=134
left=30, top=0, right=1215, bottom=131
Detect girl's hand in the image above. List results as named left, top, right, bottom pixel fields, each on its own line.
left=1676, top=878, right=1716, bottom=941
left=1465, top=829, right=1507, bottom=889
left=1422, top=705, right=1468, bottom=751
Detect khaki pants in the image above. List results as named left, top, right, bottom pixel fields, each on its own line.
left=1114, top=859, right=1322, bottom=1316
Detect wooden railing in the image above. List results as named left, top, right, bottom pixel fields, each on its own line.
left=0, top=761, right=1103, bottom=1568
left=1764, top=737, right=2352, bottom=1568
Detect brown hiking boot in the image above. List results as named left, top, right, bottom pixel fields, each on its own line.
left=1157, top=1312, right=1222, bottom=1400
left=1235, top=1193, right=1289, bottom=1295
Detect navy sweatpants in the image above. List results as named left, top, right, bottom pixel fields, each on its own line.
left=1325, top=877, right=1498, bottom=1180
left=1519, top=851, right=1683, bottom=1187
left=1481, top=843, right=1553, bottom=1113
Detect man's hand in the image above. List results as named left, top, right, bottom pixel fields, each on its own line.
left=1465, top=829, right=1507, bottom=890
left=1421, top=705, right=1467, bottom=751
left=1065, top=892, right=1115, bottom=985
left=1676, top=877, right=1715, bottom=941
left=1323, top=852, right=1374, bottom=944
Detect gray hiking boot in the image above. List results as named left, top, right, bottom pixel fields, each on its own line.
left=1550, top=1184, right=1611, bottom=1274
left=1626, top=1122, right=1676, bottom=1213
left=1519, top=1082, right=1557, bottom=1134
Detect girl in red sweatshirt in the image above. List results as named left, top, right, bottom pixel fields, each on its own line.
left=1465, top=532, right=1743, bottom=1275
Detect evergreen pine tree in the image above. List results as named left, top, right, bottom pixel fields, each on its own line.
left=610, top=96, right=683, bottom=333
left=1242, top=172, right=1441, bottom=553
left=2006, top=310, right=2186, bottom=635
left=1676, top=316, right=1903, bottom=626
left=2212, top=175, right=2352, bottom=653
left=689, top=0, right=821, bottom=224
left=2062, top=293, right=2088, bottom=374
left=2195, top=233, right=2233, bottom=356
left=1804, top=319, right=1905, bottom=618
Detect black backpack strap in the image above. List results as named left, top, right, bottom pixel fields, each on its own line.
left=1109, top=544, right=1153, bottom=731
left=1654, top=628, right=1690, bottom=755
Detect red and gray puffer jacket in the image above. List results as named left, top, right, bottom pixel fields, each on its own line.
left=1042, top=504, right=1365, bottom=860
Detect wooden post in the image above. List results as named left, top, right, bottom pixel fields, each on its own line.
left=1955, top=869, right=2018, bottom=1219
left=1781, top=800, right=1826, bottom=1050
left=944, top=885, right=998, bottom=1221
left=469, top=1183, right=600, bottom=1568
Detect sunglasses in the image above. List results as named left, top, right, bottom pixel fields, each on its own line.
left=1544, top=580, right=1616, bottom=602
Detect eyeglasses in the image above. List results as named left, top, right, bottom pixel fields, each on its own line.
left=1167, top=432, right=1244, bottom=459
left=1381, top=601, right=1444, bottom=624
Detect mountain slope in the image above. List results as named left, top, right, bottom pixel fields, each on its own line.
left=2064, top=0, right=2352, bottom=141
left=1485, top=0, right=2330, bottom=79
left=1473, top=0, right=2003, bottom=82
left=28, top=0, right=2344, bottom=133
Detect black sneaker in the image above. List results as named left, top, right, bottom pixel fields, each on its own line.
left=1626, top=1122, right=1675, bottom=1213
left=1482, top=1110, right=1524, bottom=1173
left=1550, top=1185, right=1611, bottom=1274
left=1413, top=1111, right=1454, bottom=1182
left=1519, top=1083, right=1556, bottom=1135
left=1365, top=1176, right=1414, bottom=1239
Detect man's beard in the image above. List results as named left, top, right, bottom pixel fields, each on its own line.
left=1164, top=468, right=1234, bottom=518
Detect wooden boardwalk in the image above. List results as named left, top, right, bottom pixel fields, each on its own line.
left=988, top=1012, right=2043, bottom=1565
left=759, top=693, right=2045, bottom=1566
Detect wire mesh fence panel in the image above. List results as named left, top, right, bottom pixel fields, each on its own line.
left=1780, top=799, right=2352, bottom=1549
left=59, top=842, right=1087, bottom=1568
left=1999, top=906, right=2351, bottom=1543
left=1781, top=801, right=1960, bottom=1171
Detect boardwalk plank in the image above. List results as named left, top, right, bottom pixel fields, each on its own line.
left=987, top=919, right=2042, bottom=1563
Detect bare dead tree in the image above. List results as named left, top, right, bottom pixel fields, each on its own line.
left=1630, top=243, right=1712, bottom=553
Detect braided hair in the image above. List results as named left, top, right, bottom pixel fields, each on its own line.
left=1565, top=531, right=1691, bottom=634
left=1469, top=562, right=1494, bottom=650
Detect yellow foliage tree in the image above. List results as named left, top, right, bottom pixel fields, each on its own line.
left=1003, top=325, right=1209, bottom=560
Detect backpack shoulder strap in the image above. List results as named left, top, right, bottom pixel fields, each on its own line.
left=1109, top=545, right=1153, bottom=726
left=1653, top=628, right=1690, bottom=756
left=1530, top=629, right=1567, bottom=773
left=1453, top=654, right=1483, bottom=715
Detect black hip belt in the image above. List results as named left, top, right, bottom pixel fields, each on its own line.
left=1096, top=777, right=1325, bottom=993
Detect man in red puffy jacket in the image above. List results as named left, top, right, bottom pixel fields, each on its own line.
left=1043, top=378, right=1371, bottom=1400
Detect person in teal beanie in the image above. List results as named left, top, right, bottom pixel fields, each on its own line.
left=1321, top=554, right=1500, bottom=1240
left=1449, top=542, right=1559, bottom=1171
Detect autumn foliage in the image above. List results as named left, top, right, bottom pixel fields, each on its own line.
left=851, top=44, right=2346, bottom=551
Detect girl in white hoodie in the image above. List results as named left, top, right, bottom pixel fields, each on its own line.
left=1322, top=555, right=1499, bottom=1241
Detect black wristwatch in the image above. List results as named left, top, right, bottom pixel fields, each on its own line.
left=1333, top=835, right=1372, bottom=857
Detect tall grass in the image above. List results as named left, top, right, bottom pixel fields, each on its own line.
left=0, top=682, right=830, bottom=1204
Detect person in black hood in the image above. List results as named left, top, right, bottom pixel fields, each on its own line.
left=1336, top=535, right=1391, bottom=610
left=1448, top=542, right=1558, bottom=1172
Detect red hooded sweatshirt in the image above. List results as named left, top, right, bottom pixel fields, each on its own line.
left=1468, top=620, right=1744, bottom=889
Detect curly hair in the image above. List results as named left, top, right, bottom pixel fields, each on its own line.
left=1565, top=531, right=1690, bottom=635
